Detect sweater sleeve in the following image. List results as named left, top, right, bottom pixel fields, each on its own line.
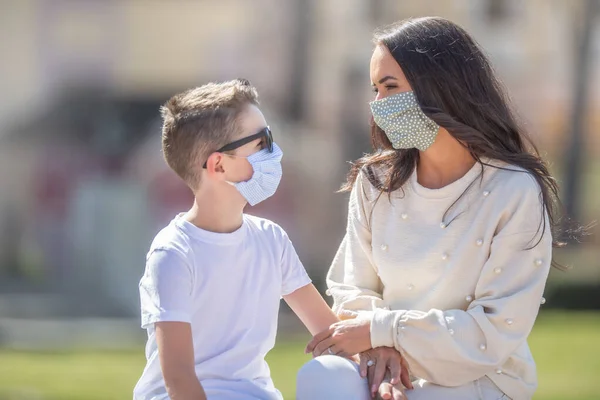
left=370, top=175, right=552, bottom=386
left=327, top=170, right=385, bottom=315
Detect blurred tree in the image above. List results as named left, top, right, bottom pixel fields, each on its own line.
left=486, top=0, right=511, bottom=24
left=563, top=0, right=598, bottom=227
left=288, top=0, right=312, bottom=121
left=340, top=65, right=371, bottom=176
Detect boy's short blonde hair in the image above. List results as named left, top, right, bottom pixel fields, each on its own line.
left=161, top=79, right=259, bottom=189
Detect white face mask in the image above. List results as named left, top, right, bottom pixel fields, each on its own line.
left=230, top=143, right=283, bottom=206
left=369, top=91, right=439, bottom=151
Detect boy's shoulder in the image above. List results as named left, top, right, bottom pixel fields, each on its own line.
left=148, top=216, right=192, bottom=258
left=148, top=214, right=294, bottom=257
left=244, top=214, right=290, bottom=243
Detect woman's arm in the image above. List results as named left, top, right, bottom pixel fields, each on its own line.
left=327, top=170, right=385, bottom=315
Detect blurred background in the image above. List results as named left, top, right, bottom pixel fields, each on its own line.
left=0, top=0, right=598, bottom=399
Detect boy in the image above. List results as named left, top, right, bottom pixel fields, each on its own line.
left=133, top=79, right=340, bottom=400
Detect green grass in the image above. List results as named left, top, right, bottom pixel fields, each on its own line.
left=0, top=311, right=598, bottom=399
left=528, top=312, right=600, bottom=400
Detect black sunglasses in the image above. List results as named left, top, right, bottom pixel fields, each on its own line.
left=203, top=126, right=273, bottom=168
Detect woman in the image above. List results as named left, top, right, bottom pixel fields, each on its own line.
left=297, top=17, right=575, bottom=400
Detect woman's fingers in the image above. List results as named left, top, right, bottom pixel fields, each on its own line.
left=388, top=355, right=401, bottom=385
left=329, top=345, right=348, bottom=357
left=371, top=360, right=387, bottom=396
left=367, top=361, right=376, bottom=398
left=359, top=353, right=369, bottom=378
left=400, top=355, right=413, bottom=389
left=337, top=351, right=352, bottom=359
left=311, top=336, right=336, bottom=357
left=304, top=327, right=333, bottom=353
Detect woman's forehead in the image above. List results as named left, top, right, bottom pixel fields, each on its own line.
left=370, top=45, right=400, bottom=80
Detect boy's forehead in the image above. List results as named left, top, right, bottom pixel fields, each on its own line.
left=236, top=104, right=267, bottom=138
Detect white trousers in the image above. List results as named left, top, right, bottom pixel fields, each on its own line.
left=296, top=355, right=510, bottom=400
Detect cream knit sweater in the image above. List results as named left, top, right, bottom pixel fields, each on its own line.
left=327, top=159, right=552, bottom=400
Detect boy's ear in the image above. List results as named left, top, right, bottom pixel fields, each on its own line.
left=204, top=152, right=226, bottom=178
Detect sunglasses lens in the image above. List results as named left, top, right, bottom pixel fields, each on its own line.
left=267, top=128, right=273, bottom=152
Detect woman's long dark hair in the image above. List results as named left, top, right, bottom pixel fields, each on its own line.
left=343, top=17, right=582, bottom=268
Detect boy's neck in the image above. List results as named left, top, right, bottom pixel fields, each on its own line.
left=185, top=190, right=246, bottom=234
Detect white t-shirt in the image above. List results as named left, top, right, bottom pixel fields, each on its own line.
left=133, top=213, right=311, bottom=400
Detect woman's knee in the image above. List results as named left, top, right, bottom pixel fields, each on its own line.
left=404, top=378, right=507, bottom=400
left=296, top=355, right=369, bottom=400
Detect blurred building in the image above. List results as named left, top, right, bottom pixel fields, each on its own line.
left=0, top=0, right=598, bottom=321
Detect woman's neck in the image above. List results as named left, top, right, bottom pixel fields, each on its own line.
left=416, top=129, right=476, bottom=189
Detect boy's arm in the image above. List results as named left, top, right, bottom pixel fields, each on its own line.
left=283, top=283, right=338, bottom=336
left=156, top=321, right=207, bottom=400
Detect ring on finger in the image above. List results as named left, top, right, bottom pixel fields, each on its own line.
left=366, top=359, right=375, bottom=367
left=327, top=347, right=334, bottom=355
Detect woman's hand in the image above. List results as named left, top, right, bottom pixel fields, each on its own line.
left=360, top=347, right=413, bottom=398
left=305, top=317, right=372, bottom=358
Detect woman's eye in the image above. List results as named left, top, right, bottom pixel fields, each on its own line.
left=372, top=85, right=398, bottom=94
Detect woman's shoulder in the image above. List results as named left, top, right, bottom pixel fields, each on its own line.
left=355, top=163, right=391, bottom=200
left=483, top=159, right=544, bottom=205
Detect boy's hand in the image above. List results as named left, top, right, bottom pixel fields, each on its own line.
left=375, top=381, right=406, bottom=400
left=305, top=317, right=372, bottom=358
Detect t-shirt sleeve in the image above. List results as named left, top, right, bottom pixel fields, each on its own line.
left=139, top=247, right=194, bottom=329
left=280, top=231, right=312, bottom=296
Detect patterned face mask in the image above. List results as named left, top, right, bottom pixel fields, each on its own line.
left=369, top=91, right=439, bottom=151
